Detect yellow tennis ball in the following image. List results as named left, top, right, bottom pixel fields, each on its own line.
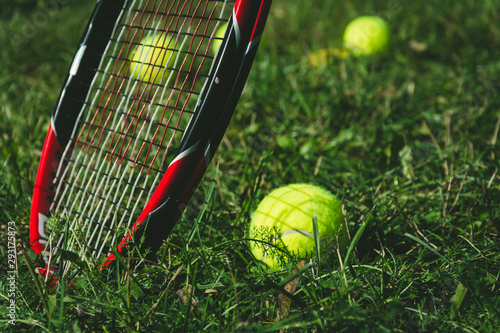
left=249, top=183, right=346, bottom=269
left=211, top=22, right=228, bottom=56
left=129, top=33, right=178, bottom=84
left=343, top=16, right=390, bottom=57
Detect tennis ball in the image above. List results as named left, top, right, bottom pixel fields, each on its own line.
left=343, top=16, right=390, bottom=56
left=249, top=183, right=346, bottom=269
left=211, top=22, right=227, bottom=56
left=129, top=33, right=178, bottom=84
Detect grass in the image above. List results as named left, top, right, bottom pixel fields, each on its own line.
left=1, top=0, right=500, bottom=331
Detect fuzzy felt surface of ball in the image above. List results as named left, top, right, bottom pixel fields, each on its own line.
left=343, top=16, right=390, bottom=56
left=249, top=183, right=345, bottom=269
left=129, top=33, right=178, bottom=84
left=211, top=22, right=227, bottom=56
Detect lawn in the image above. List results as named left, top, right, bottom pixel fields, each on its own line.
left=1, top=0, right=499, bottom=332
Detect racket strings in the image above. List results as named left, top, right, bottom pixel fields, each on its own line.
left=48, top=0, right=231, bottom=266
left=103, top=1, right=217, bottom=171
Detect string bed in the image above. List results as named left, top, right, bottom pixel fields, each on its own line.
left=46, top=0, right=232, bottom=268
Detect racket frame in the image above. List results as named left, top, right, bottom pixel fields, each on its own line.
left=29, top=0, right=272, bottom=273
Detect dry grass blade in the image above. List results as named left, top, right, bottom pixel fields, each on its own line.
left=141, top=265, right=183, bottom=321
left=275, top=260, right=306, bottom=324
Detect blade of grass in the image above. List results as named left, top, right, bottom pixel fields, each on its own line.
left=312, top=213, right=320, bottom=273
left=404, top=233, right=496, bottom=322
left=449, top=282, right=468, bottom=320
left=23, top=253, right=50, bottom=321
left=342, top=207, right=374, bottom=269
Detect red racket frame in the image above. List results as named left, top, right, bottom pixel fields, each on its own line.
left=30, top=0, right=272, bottom=275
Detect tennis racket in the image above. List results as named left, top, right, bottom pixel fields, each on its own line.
left=30, top=0, right=272, bottom=278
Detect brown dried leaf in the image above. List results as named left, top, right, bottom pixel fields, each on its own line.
left=276, top=261, right=306, bottom=322
left=176, top=284, right=199, bottom=315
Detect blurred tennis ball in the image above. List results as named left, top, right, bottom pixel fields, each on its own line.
left=343, top=16, right=390, bottom=56
left=211, top=22, right=227, bottom=56
left=211, top=21, right=267, bottom=56
left=129, top=33, right=178, bottom=84
left=248, top=183, right=346, bottom=269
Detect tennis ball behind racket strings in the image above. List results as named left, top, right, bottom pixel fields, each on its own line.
left=129, top=33, right=178, bottom=84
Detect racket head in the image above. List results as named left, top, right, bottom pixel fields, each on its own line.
left=29, top=0, right=272, bottom=277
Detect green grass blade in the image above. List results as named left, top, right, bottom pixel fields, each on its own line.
left=342, top=207, right=374, bottom=269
